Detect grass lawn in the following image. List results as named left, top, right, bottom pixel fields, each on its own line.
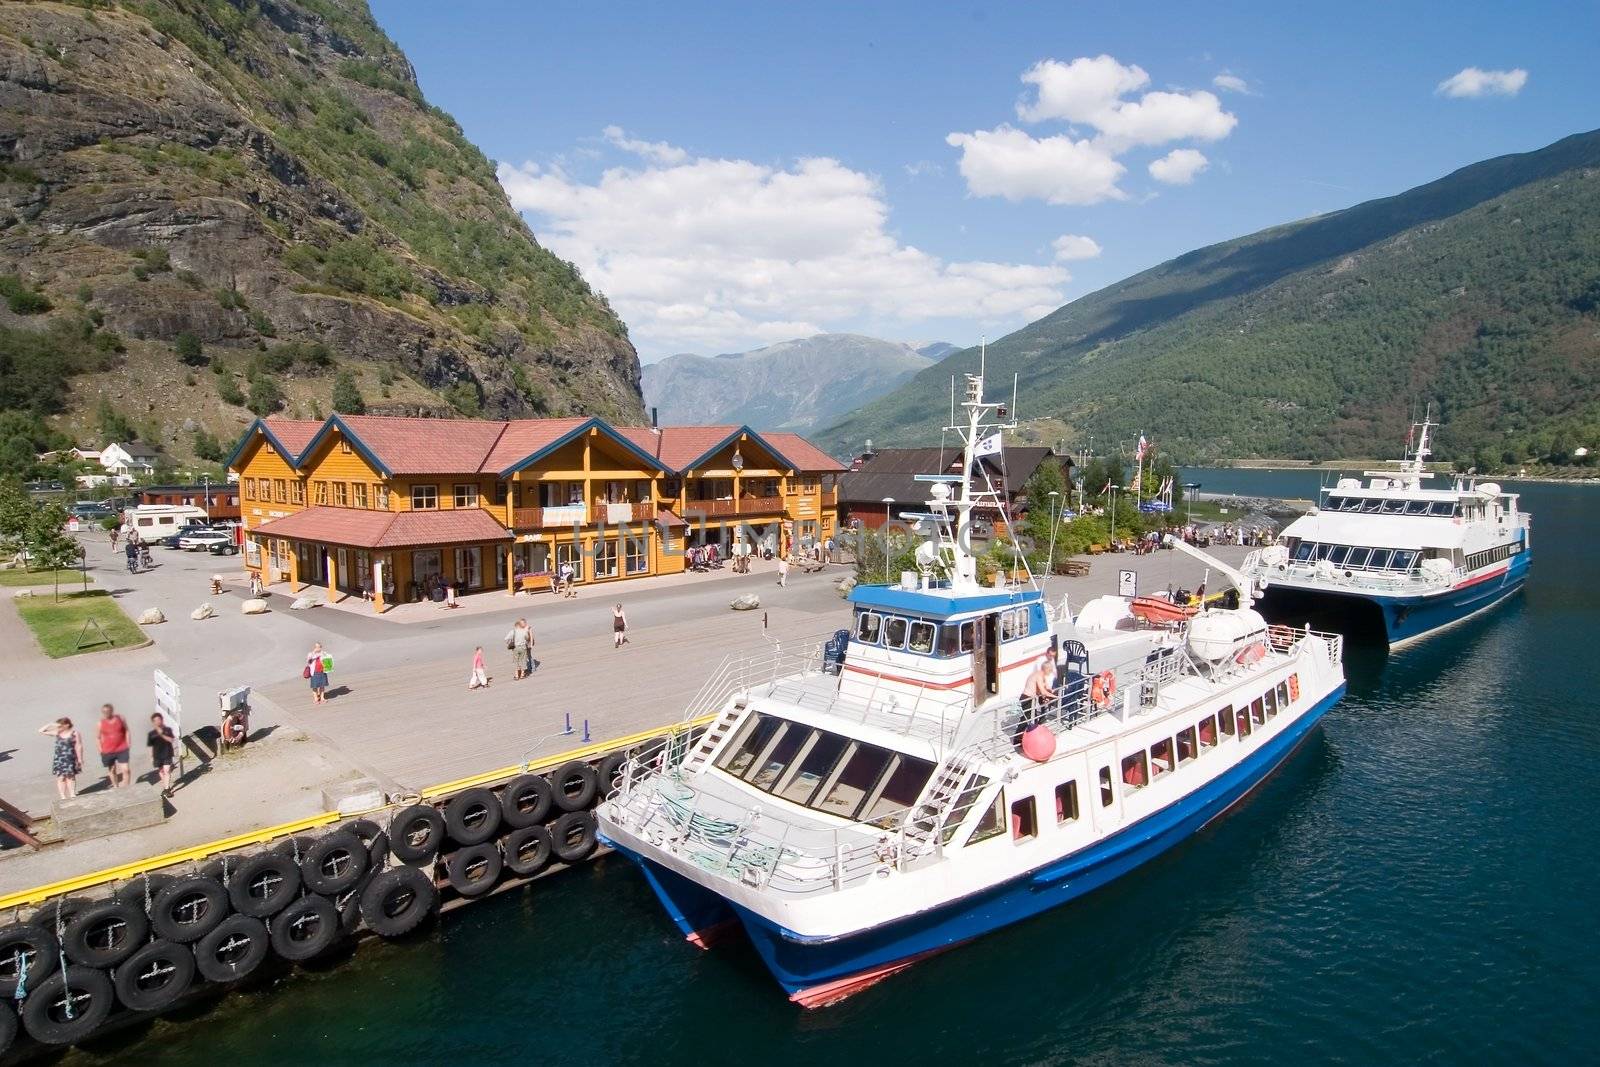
left=0, top=567, right=94, bottom=588
left=14, top=590, right=146, bottom=658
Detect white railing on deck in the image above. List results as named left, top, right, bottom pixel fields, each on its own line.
left=1245, top=550, right=1460, bottom=594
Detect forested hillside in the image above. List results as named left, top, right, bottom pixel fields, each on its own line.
left=823, top=130, right=1600, bottom=468
left=0, top=0, right=642, bottom=478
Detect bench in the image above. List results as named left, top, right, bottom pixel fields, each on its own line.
left=517, top=572, right=553, bottom=594
left=1060, top=560, right=1090, bottom=577
left=1088, top=544, right=1106, bottom=555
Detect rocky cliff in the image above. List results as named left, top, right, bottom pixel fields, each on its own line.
left=0, top=0, right=642, bottom=462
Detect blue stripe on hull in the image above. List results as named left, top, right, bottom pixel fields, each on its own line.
left=1380, top=551, right=1530, bottom=645
left=610, top=839, right=735, bottom=941
left=621, top=684, right=1345, bottom=998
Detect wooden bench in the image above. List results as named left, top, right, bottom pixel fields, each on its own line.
left=517, top=572, right=553, bottom=594
left=1088, top=543, right=1106, bottom=555
left=1060, top=560, right=1090, bottom=577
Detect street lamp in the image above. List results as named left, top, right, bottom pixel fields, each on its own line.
left=202, top=473, right=211, bottom=518
left=1045, top=490, right=1060, bottom=578
left=1183, top=482, right=1201, bottom=528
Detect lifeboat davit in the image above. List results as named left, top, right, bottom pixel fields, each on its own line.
left=1129, top=595, right=1198, bottom=624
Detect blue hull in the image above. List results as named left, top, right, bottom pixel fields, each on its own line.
left=610, top=684, right=1345, bottom=1001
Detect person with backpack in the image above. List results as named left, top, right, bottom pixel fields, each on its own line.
left=305, top=642, right=331, bottom=704
left=506, top=618, right=535, bottom=679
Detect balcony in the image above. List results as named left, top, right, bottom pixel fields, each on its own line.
left=512, top=504, right=587, bottom=529
left=685, top=495, right=784, bottom=518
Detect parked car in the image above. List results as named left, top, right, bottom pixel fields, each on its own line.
left=72, top=502, right=115, bottom=520
left=163, top=523, right=213, bottom=548
left=178, top=529, right=234, bottom=552
left=207, top=536, right=241, bottom=556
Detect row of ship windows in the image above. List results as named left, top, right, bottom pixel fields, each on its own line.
left=1290, top=543, right=1422, bottom=571
left=1465, top=542, right=1519, bottom=572
left=852, top=606, right=1034, bottom=657
left=967, top=676, right=1299, bottom=844
left=1323, top=496, right=1458, bottom=517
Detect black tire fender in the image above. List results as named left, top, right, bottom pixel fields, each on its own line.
left=443, top=787, right=502, bottom=846
left=272, top=835, right=319, bottom=865
left=0, top=922, right=58, bottom=997
left=499, top=774, right=553, bottom=828
left=151, top=876, right=230, bottom=944
left=358, top=866, right=437, bottom=938
left=195, top=914, right=269, bottom=983
left=502, top=825, right=553, bottom=878
left=113, top=939, right=194, bottom=1013
left=444, top=843, right=503, bottom=897
left=19, top=965, right=114, bottom=1046
left=596, top=752, right=627, bottom=795
left=551, top=811, right=599, bottom=864
left=228, top=852, right=302, bottom=918
left=552, top=761, right=599, bottom=812
left=115, top=873, right=175, bottom=913
left=62, top=899, right=149, bottom=969
left=0, top=999, right=14, bottom=1056
left=344, top=819, right=390, bottom=865
left=388, top=804, right=445, bottom=864
left=268, top=894, right=341, bottom=962
left=300, top=831, right=370, bottom=896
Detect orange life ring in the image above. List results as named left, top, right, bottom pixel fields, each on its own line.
left=1090, top=670, right=1116, bottom=709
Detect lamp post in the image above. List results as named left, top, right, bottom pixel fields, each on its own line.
left=1183, top=482, right=1201, bottom=528
left=880, top=497, right=895, bottom=582
left=202, top=473, right=211, bottom=519
left=1045, top=490, right=1060, bottom=579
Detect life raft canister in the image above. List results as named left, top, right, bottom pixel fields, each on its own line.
left=1090, top=670, right=1116, bottom=709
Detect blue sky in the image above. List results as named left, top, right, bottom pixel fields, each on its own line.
left=372, top=1, right=1597, bottom=361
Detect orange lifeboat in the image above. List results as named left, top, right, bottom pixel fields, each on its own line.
left=1129, top=595, right=1199, bottom=625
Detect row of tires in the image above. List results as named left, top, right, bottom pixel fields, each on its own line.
left=0, top=755, right=626, bottom=1051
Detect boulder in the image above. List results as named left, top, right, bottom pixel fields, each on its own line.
left=137, top=607, right=166, bottom=625
left=241, top=598, right=268, bottom=615
left=13, top=589, right=33, bottom=600
left=290, top=595, right=316, bottom=610
left=191, top=603, right=215, bottom=621
left=730, top=593, right=761, bottom=611
left=836, top=576, right=858, bottom=597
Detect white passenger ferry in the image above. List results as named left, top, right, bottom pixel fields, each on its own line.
left=598, top=375, right=1347, bottom=1006
left=1242, top=418, right=1532, bottom=646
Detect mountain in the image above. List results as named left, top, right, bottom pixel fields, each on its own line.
left=641, top=333, right=937, bottom=433
left=823, top=130, right=1600, bottom=466
left=0, top=0, right=641, bottom=472
left=916, top=342, right=961, bottom=361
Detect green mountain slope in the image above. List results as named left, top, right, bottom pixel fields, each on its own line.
left=822, top=129, right=1600, bottom=466
left=0, top=0, right=642, bottom=473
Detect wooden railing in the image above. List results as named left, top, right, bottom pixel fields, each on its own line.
left=686, top=495, right=784, bottom=518
left=511, top=505, right=588, bottom=529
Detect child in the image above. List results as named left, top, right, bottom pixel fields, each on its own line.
left=468, top=646, right=490, bottom=689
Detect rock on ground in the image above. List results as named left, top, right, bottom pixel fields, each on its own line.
left=191, top=603, right=215, bottom=620
left=137, top=607, right=166, bottom=625
left=731, top=593, right=761, bottom=611
left=240, top=599, right=268, bottom=615
left=290, top=596, right=316, bottom=610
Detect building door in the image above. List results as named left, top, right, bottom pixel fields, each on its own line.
left=455, top=547, right=482, bottom=590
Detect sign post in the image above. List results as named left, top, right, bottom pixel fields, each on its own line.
left=154, top=668, right=182, bottom=775
left=1118, top=568, right=1137, bottom=599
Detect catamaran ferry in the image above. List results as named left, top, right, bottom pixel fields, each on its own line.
left=597, top=373, right=1347, bottom=1007
left=1242, top=418, right=1532, bottom=647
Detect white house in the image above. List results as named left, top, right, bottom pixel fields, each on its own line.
left=100, top=442, right=160, bottom=479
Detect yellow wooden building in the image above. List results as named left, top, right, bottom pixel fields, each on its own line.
left=228, top=414, right=842, bottom=612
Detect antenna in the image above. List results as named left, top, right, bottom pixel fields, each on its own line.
left=949, top=375, right=955, bottom=427
left=979, top=336, right=986, bottom=381
left=1011, top=373, right=1018, bottom=425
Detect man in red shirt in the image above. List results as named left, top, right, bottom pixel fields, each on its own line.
left=97, top=703, right=131, bottom=788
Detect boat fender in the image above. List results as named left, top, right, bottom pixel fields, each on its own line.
left=596, top=752, right=628, bottom=794
left=358, top=866, right=437, bottom=939
left=445, top=843, right=504, bottom=897
left=268, top=894, right=341, bottom=962
left=550, top=811, right=599, bottom=864
left=228, top=852, right=302, bottom=918
left=0, top=999, right=15, bottom=1056
left=342, top=818, right=386, bottom=853
left=271, top=835, right=320, bottom=865
left=113, top=939, right=194, bottom=1013
left=0, top=922, right=59, bottom=996
left=195, top=914, right=269, bottom=983
left=1020, top=725, right=1056, bottom=762
left=20, top=966, right=114, bottom=1046
left=1090, top=671, right=1116, bottom=709
left=502, top=825, right=554, bottom=878
left=443, top=788, right=503, bottom=846
left=114, top=873, right=175, bottom=913
left=552, top=762, right=600, bottom=812
left=62, top=899, right=148, bottom=969
left=499, top=774, right=554, bottom=828
left=300, top=831, right=370, bottom=896
left=388, top=804, right=446, bottom=864
left=151, top=876, right=230, bottom=944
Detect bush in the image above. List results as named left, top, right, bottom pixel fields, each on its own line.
left=218, top=375, right=245, bottom=406
left=215, top=287, right=246, bottom=310
left=0, top=275, right=52, bottom=315
left=247, top=309, right=276, bottom=337
left=193, top=428, right=225, bottom=462
left=443, top=380, right=481, bottom=415
left=176, top=269, right=201, bottom=288
left=247, top=374, right=283, bottom=415
left=131, top=247, right=170, bottom=272
left=331, top=370, right=365, bottom=414
left=174, top=332, right=206, bottom=366
left=76, top=283, right=94, bottom=303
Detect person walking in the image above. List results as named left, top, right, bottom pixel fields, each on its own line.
left=776, top=555, right=789, bottom=587
left=559, top=560, right=577, bottom=598
left=306, top=642, right=331, bottom=704
left=506, top=617, right=534, bottom=679
left=468, top=645, right=490, bottom=689
left=39, top=718, right=83, bottom=799
left=147, top=713, right=177, bottom=797
left=612, top=603, right=628, bottom=648
left=109, top=526, right=119, bottom=550
left=249, top=570, right=264, bottom=598
left=97, top=703, right=131, bottom=789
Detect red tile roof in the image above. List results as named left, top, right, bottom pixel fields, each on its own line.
left=763, top=432, right=846, bottom=472
left=252, top=506, right=510, bottom=549
left=479, top=418, right=589, bottom=473
left=262, top=418, right=323, bottom=459
left=336, top=415, right=511, bottom=476
left=615, top=426, right=739, bottom=471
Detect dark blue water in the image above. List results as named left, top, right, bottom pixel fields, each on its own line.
left=71, top=474, right=1599, bottom=1065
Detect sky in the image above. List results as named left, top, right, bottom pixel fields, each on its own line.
left=370, top=1, right=1597, bottom=362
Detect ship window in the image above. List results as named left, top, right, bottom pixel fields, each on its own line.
left=967, top=792, right=1006, bottom=845
left=716, top=714, right=782, bottom=778
left=1293, top=541, right=1315, bottom=562
left=1121, top=752, right=1148, bottom=790
left=941, top=775, right=991, bottom=844
left=1381, top=499, right=1405, bottom=514
left=1324, top=495, right=1346, bottom=511
left=883, top=616, right=908, bottom=650
left=1055, top=781, right=1079, bottom=823
left=1276, top=681, right=1290, bottom=707
left=1346, top=548, right=1371, bottom=569
left=774, top=730, right=848, bottom=805
left=1393, top=550, right=1419, bottom=571
left=1001, top=610, right=1018, bottom=641
left=1150, top=738, right=1174, bottom=777
left=1342, top=497, right=1363, bottom=512
left=860, top=755, right=935, bottom=826
left=1197, top=716, right=1218, bottom=749
left=1314, top=543, right=1334, bottom=561
left=938, top=625, right=961, bottom=656
left=1175, top=727, right=1198, bottom=765
left=746, top=723, right=807, bottom=790
left=1361, top=498, right=1382, bottom=513
left=1236, top=707, right=1253, bottom=737
left=816, top=744, right=895, bottom=819
left=1429, top=501, right=1456, bottom=517
left=1250, top=698, right=1266, bottom=726
left=1218, top=704, right=1235, bottom=736
left=1264, top=688, right=1279, bottom=718
left=1405, top=500, right=1430, bottom=515
left=1369, top=549, right=1394, bottom=569
left=855, top=612, right=882, bottom=644
left=907, top=620, right=936, bottom=654
left=1098, top=767, right=1114, bottom=807
left=1328, top=545, right=1350, bottom=566
left=1011, top=796, right=1037, bottom=840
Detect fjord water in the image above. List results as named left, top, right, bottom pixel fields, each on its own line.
left=91, top=473, right=1596, bottom=1065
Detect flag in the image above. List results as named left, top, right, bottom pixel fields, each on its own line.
left=973, top=433, right=1002, bottom=458
left=1101, top=480, right=1112, bottom=495
left=1135, top=435, right=1148, bottom=461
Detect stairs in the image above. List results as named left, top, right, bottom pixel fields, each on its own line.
left=899, top=749, right=981, bottom=858
left=680, top=702, right=746, bottom=775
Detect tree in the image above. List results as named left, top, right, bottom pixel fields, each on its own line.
left=247, top=374, right=283, bottom=415
left=175, top=332, right=206, bottom=366
left=193, top=428, right=226, bottom=462
left=331, top=370, right=365, bottom=414
left=96, top=397, right=134, bottom=442
left=1020, top=457, right=1068, bottom=549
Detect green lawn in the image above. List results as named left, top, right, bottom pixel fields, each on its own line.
left=14, top=590, right=145, bottom=658
left=0, top=567, right=94, bottom=588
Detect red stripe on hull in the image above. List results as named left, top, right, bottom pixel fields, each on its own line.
left=1452, top=564, right=1509, bottom=591
left=788, top=942, right=963, bottom=1009
left=685, top=917, right=740, bottom=950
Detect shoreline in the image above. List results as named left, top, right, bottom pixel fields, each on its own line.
left=1192, top=461, right=1598, bottom=484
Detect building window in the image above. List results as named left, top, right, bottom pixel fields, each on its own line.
left=412, top=485, right=438, bottom=510
left=332, top=482, right=349, bottom=507
left=352, top=483, right=368, bottom=509
left=339, top=439, right=352, bottom=454
left=243, top=478, right=255, bottom=500
left=454, top=546, right=481, bottom=589
left=290, top=482, right=304, bottom=505
left=274, top=479, right=287, bottom=503
left=376, top=485, right=389, bottom=509
left=625, top=533, right=648, bottom=574
left=594, top=539, right=618, bottom=578
left=314, top=481, right=327, bottom=506
left=1054, top=781, right=1079, bottom=823
left=453, top=484, right=478, bottom=508
left=556, top=541, right=584, bottom=582
left=493, top=481, right=508, bottom=506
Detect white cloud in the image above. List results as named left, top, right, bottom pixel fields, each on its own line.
left=948, top=55, right=1237, bottom=204
left=601, top=125, right=688, bottom=165
left=1148, top=148, right=1209, bottom=185
left=903, top=160, right=943, bottom=178
left=1052, top=234, right=1102, bottom=261
left=1436, top=67, right=1528, bottom=98
left=1212, top=72, right=1251, bottom=94
left=500, top=139, right=1069, bottom=358
left=944, top=126, right=1125, bottom=206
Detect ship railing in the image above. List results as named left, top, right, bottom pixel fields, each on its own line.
left=1247, top=554, right=1461, bottom=594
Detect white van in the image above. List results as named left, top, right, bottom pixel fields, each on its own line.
left=123, top=504, right=209, bottom=540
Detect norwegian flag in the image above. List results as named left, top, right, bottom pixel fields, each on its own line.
left=1101, top=480, right=1113, bottom=495
left=1135, top=435, right=1149, bottom=461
